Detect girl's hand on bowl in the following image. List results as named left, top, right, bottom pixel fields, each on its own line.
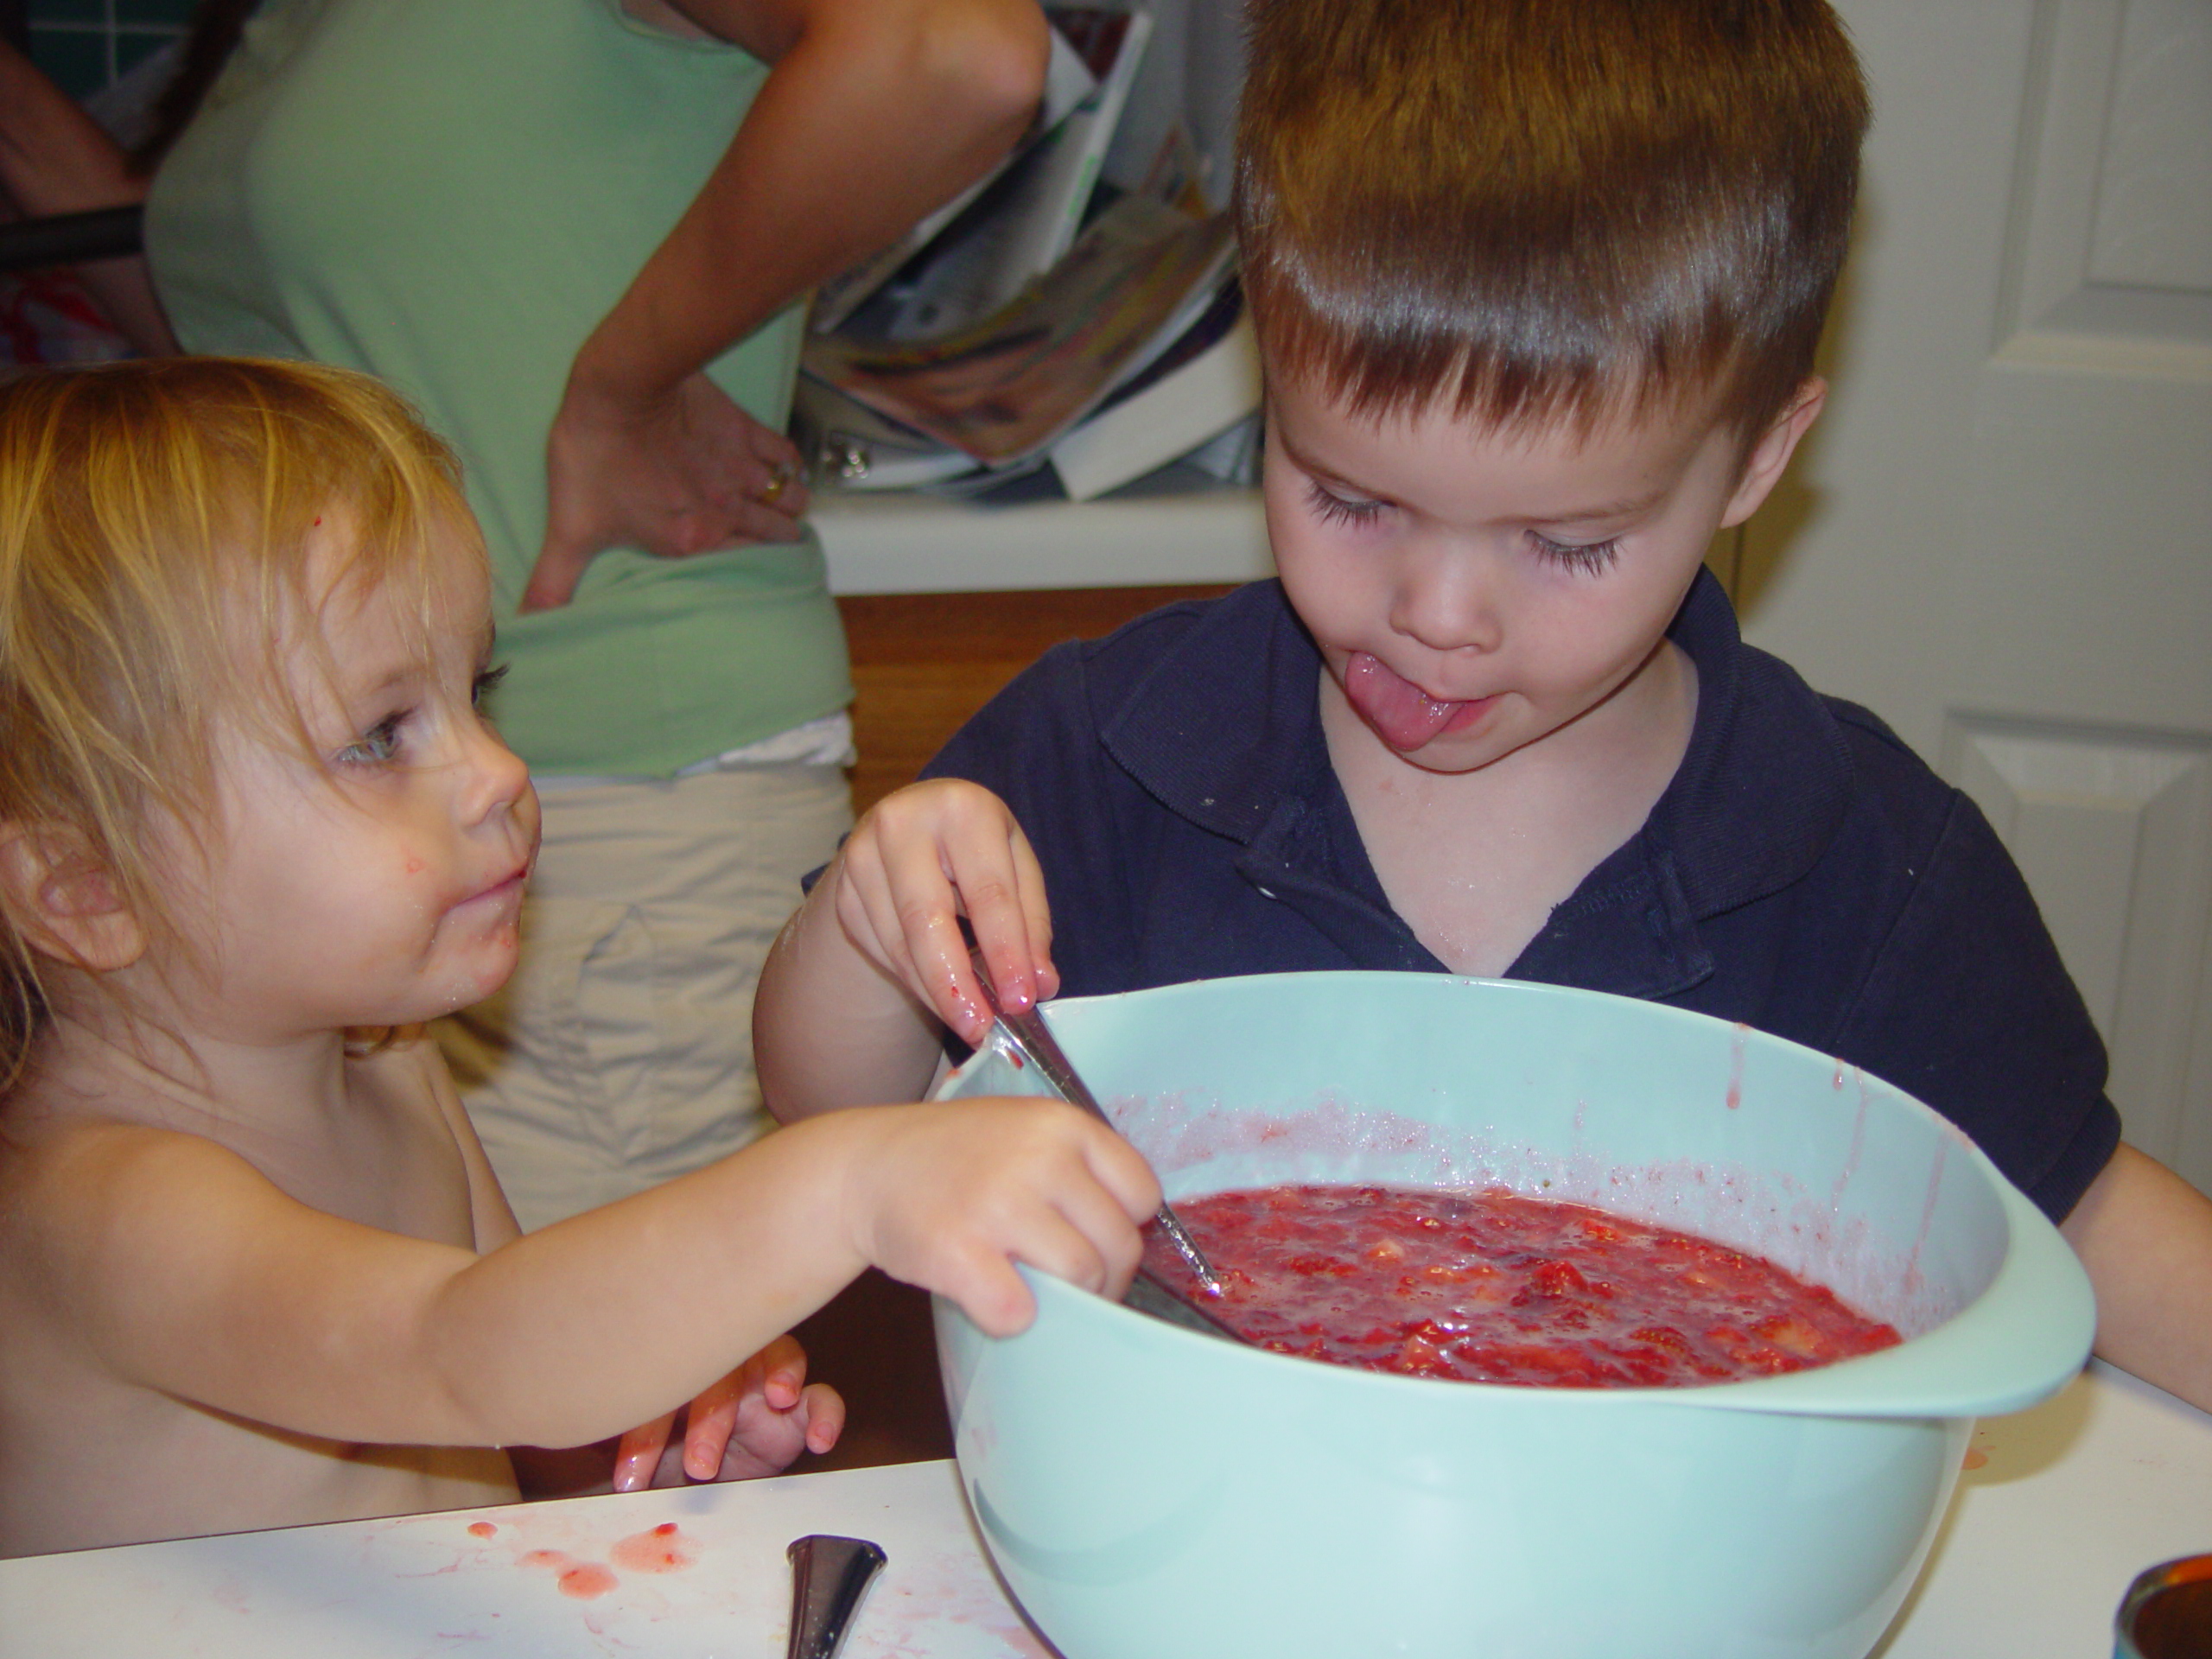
left=829, top=779, right=1059, bottom=1046
left=836, top=1097, right=1160, bottom=1337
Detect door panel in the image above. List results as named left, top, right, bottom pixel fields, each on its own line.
left=1738, top=0, right=2212, bottom=1192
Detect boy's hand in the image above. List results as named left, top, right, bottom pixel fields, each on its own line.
left=835, top=1097, right=1161, bottom=1337
left=830, top=779, right=1057, bottom=1046
left=609, top=1335, right=844, bottom=1492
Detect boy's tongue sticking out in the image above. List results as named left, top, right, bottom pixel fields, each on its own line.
left=1344, top=652, right=1489, bottom=753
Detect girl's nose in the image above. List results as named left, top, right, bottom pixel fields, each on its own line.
left=456, top=714, right=532, bottom=825
left=1391, top=537, right=1503, bottom=656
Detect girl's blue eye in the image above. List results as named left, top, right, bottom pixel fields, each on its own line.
left=1529, top=531, right=1621, bottom=575
left=472, top=663, right=510, bottom=708
left=1304, top=479, right=1388, bottom=528
left=339, top=713, right=405, bottom=766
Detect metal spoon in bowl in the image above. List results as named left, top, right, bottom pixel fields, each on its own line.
left=965, top=949, right=1226, bottom=1299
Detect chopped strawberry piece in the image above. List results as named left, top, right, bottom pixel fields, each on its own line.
left=1148, top=1182, right=1900, bottom=1389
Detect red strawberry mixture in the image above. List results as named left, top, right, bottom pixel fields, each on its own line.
left=1147, top=1184, right=1900, bottom=1387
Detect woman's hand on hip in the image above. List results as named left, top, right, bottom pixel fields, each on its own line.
left=520, top=370, right=809, bottom=613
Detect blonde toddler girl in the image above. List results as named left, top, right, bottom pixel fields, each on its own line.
left=0, top=359, right=1154, bottom=1557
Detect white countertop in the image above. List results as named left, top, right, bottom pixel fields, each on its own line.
left=811, top=489, right=1272, bottom=595
left=3, top=1361, right=2207, bottom=1659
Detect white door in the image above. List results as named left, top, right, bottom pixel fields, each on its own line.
left=1725, top=0, right=2212, bottom=1193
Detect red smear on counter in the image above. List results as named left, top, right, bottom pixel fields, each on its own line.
left=558, top=1563, right=617, bottom=1599
left=1962, top=1447, right=1988, bottom=1471
left=610, top=1522, right=696, bottom=1573
left=467, top=1521, right=498, bottom=1539
left=519, top=1548, right=618, bottom=1599
left=1147, top=1183, right=1900, bottom=1388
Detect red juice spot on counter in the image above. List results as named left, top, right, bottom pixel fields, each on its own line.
left=558, top=1563, right=619, bottom=1599
left=611, top=1522, right=697, bottom=1573
left=467, top=1522, right=498, bottom=1539
left=522, top=1550, right=569, bottom=1571
left=1962, top=1446, right=1988, bottom=1471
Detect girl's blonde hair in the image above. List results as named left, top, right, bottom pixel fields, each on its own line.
left=0, top=357, right=480, bottom=1089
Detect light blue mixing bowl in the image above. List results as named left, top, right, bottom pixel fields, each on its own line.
left=931, top=972, right=2094, bottom=1659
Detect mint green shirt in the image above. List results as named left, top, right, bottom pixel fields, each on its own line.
left=146, top=0, right=852, bottom=774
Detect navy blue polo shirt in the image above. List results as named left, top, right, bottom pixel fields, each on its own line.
left=924, top=572, right=2120, bottom=1222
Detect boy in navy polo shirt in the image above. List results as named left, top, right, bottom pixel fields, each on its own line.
left=756, top=0, right=2212, bottom=1405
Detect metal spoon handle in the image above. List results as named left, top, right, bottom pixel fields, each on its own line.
left=968, top=956, right=1224, bottom=1296
left=785, top=1535, right=886, bottom=1659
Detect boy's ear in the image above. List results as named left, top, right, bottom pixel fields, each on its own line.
left=1719, top=378, right=1827, bottom=531
left=0, top=823, right=147, bottom=974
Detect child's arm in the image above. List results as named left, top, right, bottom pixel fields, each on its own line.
left=418, top=1065, right=839, bottom=1490
left=754, top=779, right=1058, bottom=1121
left=2060, top=1142, right=2212, bottom=1411
left=19, top=1094, right=1155, bottom=1457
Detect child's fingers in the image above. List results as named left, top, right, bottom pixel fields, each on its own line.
left=613, top=1409, right=677, bottom=1494
left=753, top=1332, right=808, bottom=1411
left=1019, top=1204, right=1128, bottom=1298
left=843, top=781, right=1054, bottom=1039
left=1008, top=829, right=1059, bottom=1002
left=942, top=1240, right=1041, bottom=1338
left=681, top=1367, right=749, bottom=1481
left=799, top=1382, right=846, bottom=1454
left=1049, top=1175, right=1151, bottom=1293
left=879, top=833, right=1001, bottom=1040
left=840, top=830, right=987, bottom=1039
left=960, top=832, right=1052, bottom=1016
left=1084, top=1124, right=1166, bottom=1223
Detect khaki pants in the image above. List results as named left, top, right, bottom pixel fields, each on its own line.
left=436, top=765, right=852, bottom=1231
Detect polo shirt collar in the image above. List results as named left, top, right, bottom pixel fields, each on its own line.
left=1099, top=572, right=1853, bottom=993
left=1100, top=579, right=1334, bottom=845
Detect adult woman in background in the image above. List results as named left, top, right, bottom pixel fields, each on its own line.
left=45, top=0, right=1046, bottom=1229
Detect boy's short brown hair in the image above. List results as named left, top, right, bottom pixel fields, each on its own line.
left=1236, top=0, right=1870, bottom=441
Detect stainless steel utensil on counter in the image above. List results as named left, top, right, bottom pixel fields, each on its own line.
left=966, top=950, right=1225, bottom=1297
left=785, top=1535, right=886, bottom=1659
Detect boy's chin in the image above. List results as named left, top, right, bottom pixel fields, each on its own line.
left=1351, top=703, right=1514, bottom=772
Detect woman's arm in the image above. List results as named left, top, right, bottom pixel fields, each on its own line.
left=523, top=0, right=1050, bottom=608
left=0, top=39, right=179, bottom=354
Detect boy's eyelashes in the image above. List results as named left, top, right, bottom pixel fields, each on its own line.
left=1528, top=531, right=1623, bottom=575
left=1302, top=475, right=1624, bottom=575
left=1302, top=478, right=1390, bottom=527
